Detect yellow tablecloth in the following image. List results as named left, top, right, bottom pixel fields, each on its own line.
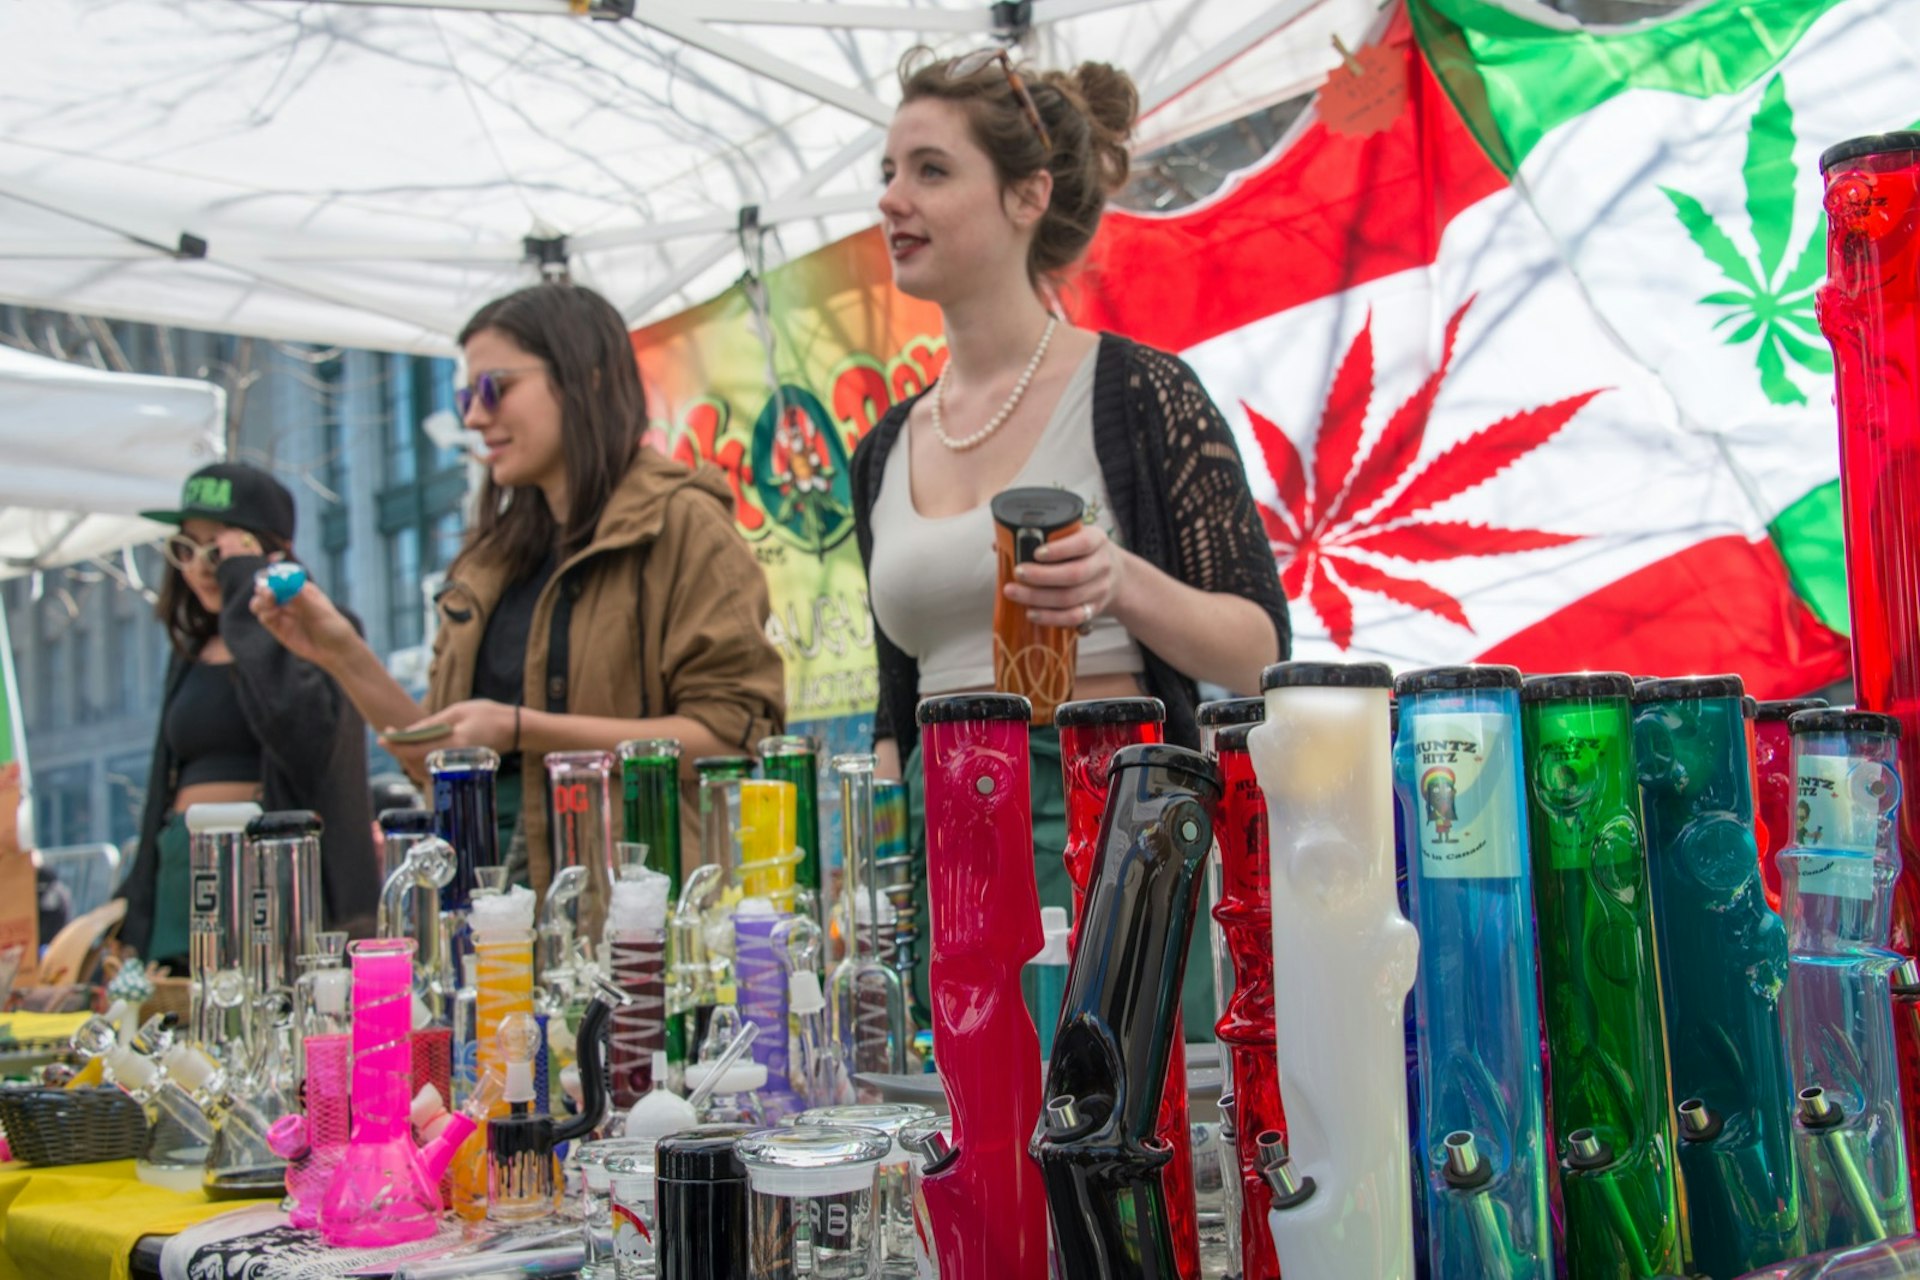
left=0, top=1159, right=275, bottom=1280
left=0, top=1013, right=93, bottom=1048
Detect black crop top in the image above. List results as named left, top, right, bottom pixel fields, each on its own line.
left=164, top=661, right=264, bottom=788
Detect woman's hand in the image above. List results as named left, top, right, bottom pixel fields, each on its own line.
left=211, top=528, right=265, bottom=564
left=1003, top=523, right=1130, bottom=632
left=379, top=700, right=517, bottom=776
left=250, top=577, right=359, bottom=667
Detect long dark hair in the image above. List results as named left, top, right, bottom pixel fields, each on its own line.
left=156, top=530, right=291, bottom=656
left=455, top=284, right=646, bottom=583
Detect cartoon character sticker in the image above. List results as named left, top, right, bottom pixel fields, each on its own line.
left=1794, top=753, right=1896, bottom=901
left=1409, top=712, right=1521, bottom=879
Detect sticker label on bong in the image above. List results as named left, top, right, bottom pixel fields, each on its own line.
left=191, top=871, right=218, bottom=919
left=1794, top=754, right=1894, bottom=900
left=612, top=1198, right=655, bottom=1267
left=1412, top=712, right=1521, bottom=879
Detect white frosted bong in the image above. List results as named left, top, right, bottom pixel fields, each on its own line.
left=1247, top=661, right=1418, bottom=1280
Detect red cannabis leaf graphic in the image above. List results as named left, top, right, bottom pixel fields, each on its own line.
left=1251, top=297, right=1602, bottom=649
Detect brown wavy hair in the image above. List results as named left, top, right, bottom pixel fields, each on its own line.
left=898, top=48, right=1139, bottom=285
left=454, top=284, right=646, bottom=583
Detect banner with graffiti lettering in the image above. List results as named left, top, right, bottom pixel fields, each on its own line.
left=631, top=226, right=945, bottom=750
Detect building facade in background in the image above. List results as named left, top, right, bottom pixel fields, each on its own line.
left=1, top=306, right=467, bottom=856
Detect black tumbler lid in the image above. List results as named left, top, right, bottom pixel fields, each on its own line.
left=1821, top=131, right=1920, bottom=173
left=1632, top=675, right=1745, bottom=703
left=1755, top=697, right=1830, bottom=722
left=917, top=693, right=1033, bottom=726
left=692, top=755, right=754, bottom=772
left=1395, top=664, right=1523, bottom=696
left=1197, top=697, right=1265, bottom=726
left=245, top=810, right=322, bottom=840
left=989, top=487, right=1084, bottom=534
left=1054, top=697, right=1165, bottom=728
left=657, top=1124, right=756, bottom=1183
left=1215, top=723, right=1258, bottom=754
left=1790, top=708, right=1903, bottom=740
left=1519, top=672, right=1635, bottom=703
left=377, top=808, right=435, bottom=835
left=1261, top=660, right=1393, bottom=691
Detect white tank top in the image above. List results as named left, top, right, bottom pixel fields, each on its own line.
left=867, top=348, right=1144, bottom=696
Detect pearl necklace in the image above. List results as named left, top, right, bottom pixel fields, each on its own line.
left=931, top=316, right=1058, bottom=452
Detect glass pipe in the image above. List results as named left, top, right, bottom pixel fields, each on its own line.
left=738, top=1124, right=891, bottom=1279
left=829, top=753, right=909, bottom=1102
left=430, top=746, right=503, bottom=993
left=163, top=1027, right=290, bottom=1199
left=696, top=777, right=746, bottom=1043
left=242, top=811, right=324, bottom=1013
left=796, top=1102, right=938, bottom=1274
left=915, top=693, right=1049, bottom=1280
left=1394, top=665, right=1550, bottom=1280
left=620, top=737, right=686, bottom=1073
left=451, top=884, right=538, bottom=1220
left=378, top=807, right=435, bottom=884
left=73, top=1014, right=215, bottom=1191
left=1054, top=698, right=1199, bottom=1280
left=1519, top=674, right=1684, bottom=1278
left=734, top=896, right=807, bottom=1122
left=1634, top=675, right=1805, bottom=1274
left=539, top=864, right=589, bottom=1016
left=782, top=915, right=848, bottom=1110
left=547, top=750, right=619, bottom=976
left=269, top=1015, right=350, bottom=1228
left=657, top=1124, right=757, bottom=1280
left=378, top=835, right=455, bottom=1020
left=738, top=778, right=801, bottom=911
left=1389, top=696, right=1429, bottom=1278
left=1211, top=720, right=1283, bottom=1280
left=1760, top=701, right=1834, bottom=913
left=184, top=802, right=261, bottom=1057
left=1821, top=132, right=1920, bottom=1210
left=605, top=866, right=672, bottom=1112
left=669, top=862, right=723, bottom=1069
left=1033, top=742, right=1220, bottom=1279
left=1783, top=709, right=1914, bottom=1249
left=870, top=778, right=925, bottom=1029
left=486, top=1013, right=557, bottom=1222
left=760, top=735, right=824, bottom=914
left=322, top=939, right=444, bottom=1246
left=1248, top=662, right=1418, bottom=1280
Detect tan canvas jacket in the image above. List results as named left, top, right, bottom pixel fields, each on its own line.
left=428, top=447, right=786, bottom=893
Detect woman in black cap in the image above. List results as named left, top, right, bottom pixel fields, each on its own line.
left=115, top=462, right=378, bottom=969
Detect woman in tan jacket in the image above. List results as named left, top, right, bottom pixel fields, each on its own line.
left=254, top=283, right=786, bottom=892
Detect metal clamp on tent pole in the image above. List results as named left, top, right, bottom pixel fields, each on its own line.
left=523, top=234, right=570, bottom=284
left=735, top=205, right=788, bottom=439
left=991, top=1, right=1034, bottom=42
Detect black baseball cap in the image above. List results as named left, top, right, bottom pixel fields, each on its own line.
left=141, top=463, right=296, bottom=542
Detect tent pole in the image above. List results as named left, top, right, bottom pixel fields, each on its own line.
left=1137, top=0, right=1330, bottom=118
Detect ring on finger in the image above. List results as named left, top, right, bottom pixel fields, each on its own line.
left=1076, top=601, right=1095, bottom=636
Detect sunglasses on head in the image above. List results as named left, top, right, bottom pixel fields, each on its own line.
left=947, top=46, right=1052, bottom=152
left=455, top=366, right=544, bottom=417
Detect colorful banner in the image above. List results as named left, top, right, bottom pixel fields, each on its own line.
left=632, top=228, right=945, bottom=744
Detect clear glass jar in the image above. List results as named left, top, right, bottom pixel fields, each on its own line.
left=605, top=1147, right=662, bottom=1280
left=578, top=1138, right=659, bottom=1280
left=795, top=1103, right=936, bottom=1274
left=737, top=1125, right=890, bottom=1279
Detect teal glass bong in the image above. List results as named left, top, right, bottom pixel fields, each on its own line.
left=1519, top=673, right=1684, bottom=1277
left=1393, top=665, right=1551, bottom=1280
left=1782, top=708, right=1914, bottom=1250
left=1633, top=675, right=1804, bottom=1275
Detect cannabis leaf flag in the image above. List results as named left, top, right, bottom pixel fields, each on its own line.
left=1069, top=0, right=1917, bottom=695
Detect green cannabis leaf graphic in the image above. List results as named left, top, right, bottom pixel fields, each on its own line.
left=1660, top=74, right=1828, bottom=406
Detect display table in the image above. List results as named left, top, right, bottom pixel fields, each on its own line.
left=0, top=1159, right=276, bottom=1280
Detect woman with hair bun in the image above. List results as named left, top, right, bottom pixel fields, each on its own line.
left=851, top=49, right=1290, bottom=1024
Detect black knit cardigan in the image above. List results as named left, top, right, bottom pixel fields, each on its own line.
left=850, top=331, right=1292, bottom=758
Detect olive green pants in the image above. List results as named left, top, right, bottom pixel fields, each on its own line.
left=904, top=728, right=1216, bottom=1046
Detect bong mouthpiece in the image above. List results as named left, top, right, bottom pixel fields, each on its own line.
left=1442, top=1131, right=1493, bottom=1190
left=1797, top=1086, right=1845, bottom=1130
left=1254, top=1130, right=1316, bottom=1209
left=1677, top=1098, right=1724, bottom=1142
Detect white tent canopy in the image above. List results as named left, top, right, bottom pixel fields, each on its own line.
left=0, top=345, right=225, bottom=577
left=0, top=0, right=1371, bottom=353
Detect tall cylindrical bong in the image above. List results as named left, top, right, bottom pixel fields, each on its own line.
left=1033, top=742, right=1220, bottom=1279
left=1634, top=675, right=1804, bottom=1274
left=914, top=694, right=1049, bottom=1280
left=184, top=802, right=261, bottom=1058
left=1819, top=130, right=1920, bottom=1205
left=1054, top=698, right=1201, bottom=1280
left=1395, top=665, right=1551, bottom=1280
left=1249, top=661, right=1417, bottom=1280
left=1781, top=708, right=1914, bottom=1249
left=1519, top=674, right=1683, bottom=1277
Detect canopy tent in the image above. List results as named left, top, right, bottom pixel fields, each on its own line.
left=0, top=344, right=225, bottom=578
left=0, top=0, right=1377, bottom=354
